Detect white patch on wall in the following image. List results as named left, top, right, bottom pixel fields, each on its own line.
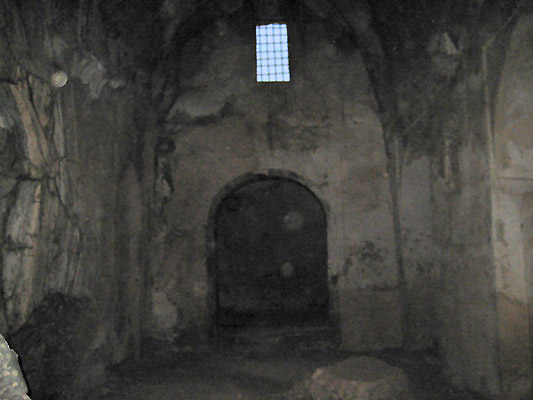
left=256, top=23, right=290, bottom=82
left=151, top=290, right=178, bottom=334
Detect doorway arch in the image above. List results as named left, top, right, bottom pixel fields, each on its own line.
left=207, top=173, right=329, bottom=331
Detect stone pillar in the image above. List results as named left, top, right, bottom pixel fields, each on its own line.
left=491, top=13, right=533, bottom=400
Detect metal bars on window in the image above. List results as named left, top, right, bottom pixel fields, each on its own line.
left=256, top=23, right=290, bottom=82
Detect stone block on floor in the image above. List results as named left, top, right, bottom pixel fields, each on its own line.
left=289, top=356, right=413, bottom=400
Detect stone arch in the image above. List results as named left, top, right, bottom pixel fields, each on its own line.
left=206, top=170, right=330, bottom=334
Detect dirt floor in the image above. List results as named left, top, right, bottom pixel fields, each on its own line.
left=84, top=327, right=483, bottom=400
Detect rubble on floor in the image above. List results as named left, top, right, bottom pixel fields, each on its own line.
left=288, top=356, right=412, bottom=400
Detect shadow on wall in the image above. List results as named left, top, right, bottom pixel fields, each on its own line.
left=521, top=193, right=533, bottom=367
left=8, top=293, right=106, bottom=400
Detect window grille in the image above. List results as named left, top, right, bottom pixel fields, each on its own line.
left=256, top=23, right=290, bottom=82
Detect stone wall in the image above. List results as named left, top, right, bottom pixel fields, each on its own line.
left=150, top=14, right=401, bottom=350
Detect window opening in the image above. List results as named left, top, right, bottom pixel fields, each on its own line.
left=256, top=23, right=290, bottom=82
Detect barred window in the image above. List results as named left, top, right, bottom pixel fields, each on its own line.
left=256, top=23, right=290, bottom=82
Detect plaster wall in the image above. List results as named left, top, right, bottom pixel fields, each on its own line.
left=150, top=16, right=399, bottom=350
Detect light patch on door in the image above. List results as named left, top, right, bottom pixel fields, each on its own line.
left=284, top=210, right=304, bottom=230
left=281, top=262, right=295, bottom=278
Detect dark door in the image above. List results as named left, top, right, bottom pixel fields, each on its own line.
left=215, top=177, right=328, bottom=328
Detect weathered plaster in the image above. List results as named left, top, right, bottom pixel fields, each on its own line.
left=151, top=18, right=398, bottom=349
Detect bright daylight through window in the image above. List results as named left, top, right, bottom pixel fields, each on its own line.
left=256, top=23, right=290, bottom=82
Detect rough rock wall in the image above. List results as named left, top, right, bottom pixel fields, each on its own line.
left=150, top=13, right=399, bottom=351
left=0, top=0, right=155, bottom=365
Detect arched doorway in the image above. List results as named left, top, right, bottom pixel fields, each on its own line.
left=212, top=176, right=329, bottom=330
